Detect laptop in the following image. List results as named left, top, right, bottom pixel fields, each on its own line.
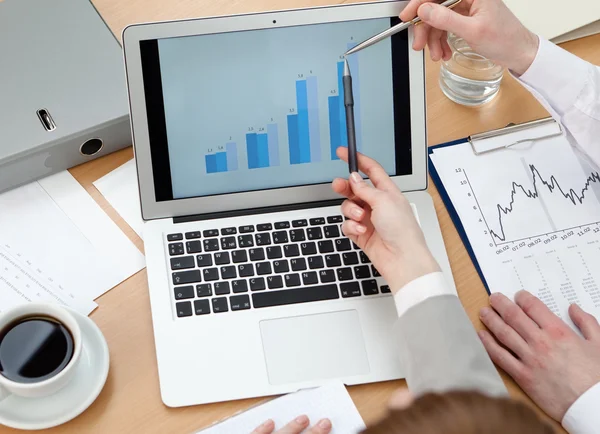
left=122, top=1, right=455, bottom=407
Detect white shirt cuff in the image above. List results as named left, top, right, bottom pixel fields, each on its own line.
left=393, top=272, right=457, bottom=318
left=518, top=37, right=589, bottom=116
left=562, top=382, right=600, bottom=434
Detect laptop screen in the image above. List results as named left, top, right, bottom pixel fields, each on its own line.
left=140, top=17, right=412, bottom=202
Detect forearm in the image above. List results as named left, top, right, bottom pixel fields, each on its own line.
left=516, top=38, right=600, bottom=168
left=393, top=273, right=508, bottom=397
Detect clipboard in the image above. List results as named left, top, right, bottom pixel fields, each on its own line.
left=428, top=117, right=563, bottom=294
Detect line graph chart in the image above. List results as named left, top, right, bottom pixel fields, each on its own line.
left=465, top=161, right=600, bottom=244
left=430, top=133, right=600, bottom=250
left=429, top=129, right=600, bottom=327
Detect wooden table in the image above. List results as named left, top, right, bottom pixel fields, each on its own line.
left=6, top=1, right=600, bottom=432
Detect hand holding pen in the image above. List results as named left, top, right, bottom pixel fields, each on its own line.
left=399, top=0, right=539, bottom=74
left=341, top=0, right=463, bottom=175
left=345, top=0, right=463, bottom=57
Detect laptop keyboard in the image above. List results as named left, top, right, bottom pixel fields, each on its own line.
left=166, top=215, right=391, bottom=318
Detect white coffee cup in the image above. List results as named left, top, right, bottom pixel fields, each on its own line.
left=0, top=303, right=82, bottom=401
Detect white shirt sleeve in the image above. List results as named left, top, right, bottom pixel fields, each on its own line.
left=515, top=37, right=600, bottom=168
left=393, top=271, right=457, bottom=318
left=516, top=38, right=600, bottom=433
left=562, top=382, right=600, bottom=434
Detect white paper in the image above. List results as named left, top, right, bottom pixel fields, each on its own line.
left=93, top=159, right=145, bottom=239
left=504, top=244, right=600, bottom=330
left=197, top=383, right=366, bottom=434
left=431, top=131, right=600, bottom=327
left=0, top=171, right=145, bottom=305
left=0, top=244, right=97, bottom=315
left=504, top=0, right=600, bottom=40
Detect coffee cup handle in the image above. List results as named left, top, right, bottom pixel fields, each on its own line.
left=0, top=384, right=10, bottom=401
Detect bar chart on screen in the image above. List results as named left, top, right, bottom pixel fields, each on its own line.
left=205, top=142, right=239, bottom=174
left=246, top=123, right=280, bottom=169
left=159, top=17, right=396, bottom=197
left=203, top=44, right=364, bottom=174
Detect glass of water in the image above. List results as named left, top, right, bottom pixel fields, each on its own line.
left=439, top=33, right=504, bottom=106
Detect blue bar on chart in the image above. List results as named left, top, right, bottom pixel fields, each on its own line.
left=206, top=142, right=238, bottom=174
left=288, top=75, right=322, bottom=165
left=256, top=133, right=270, bottom=167
left=267, top=123, right=280, bottom=166
left=296, top=80, right=311, bottom=164
left=346, top=43, right=362, bottom=152
left=246, top=133, right=271, bottom=169
left=246, top=133, right=259, bottom=169
left=328, top=61, right=348, bottom=160
left=205, top=154, right=218, bottom=174
left=328, top=95, right=341, bottom=160
left=215, top=152, right=227, bottom=172
left=226, top=142, right=238, bottom=171
left=306, top=76, right=321, bottom=162
left=287, top=114, right=300, bottom=164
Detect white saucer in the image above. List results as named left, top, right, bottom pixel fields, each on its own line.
left=0, top=308, right=110, bottom=430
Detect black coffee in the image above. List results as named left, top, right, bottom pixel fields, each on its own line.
left=0, top=316, right=74, bottom=383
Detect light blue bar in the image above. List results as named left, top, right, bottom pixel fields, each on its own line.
left=257, top=133, right=270, bottom=168
left=306, top=76, right=321, bottom=162
left=296, top=80, right=311, bottom=163
left=346, top=43, right=362, bottom=153
left=226, top=142, right=238, bottom=171
left=287, top=114, right=300, bottom=165
left=337, top=61, right=348, bottom=150
left=328, top=95, right=341, bottom=160
left=215, top=152, right=228, bottom=172
left=205, top=154, right=217, bottom=174
left=267, top=124, right=280, bottom=166
left=246, top=133, right=259, bottom=169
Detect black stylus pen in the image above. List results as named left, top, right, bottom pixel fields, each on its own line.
left=342, top=58, right=358, bottom=174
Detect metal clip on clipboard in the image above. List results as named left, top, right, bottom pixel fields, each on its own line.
left=468, top=117, right=564, bottom=155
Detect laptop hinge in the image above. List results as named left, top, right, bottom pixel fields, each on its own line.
left=173, top=199, right=344, bottom=224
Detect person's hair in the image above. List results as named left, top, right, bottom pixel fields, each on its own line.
left=362, top=391, right=555, bottom=434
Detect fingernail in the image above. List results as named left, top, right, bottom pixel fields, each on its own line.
left=296, top=415, right=309, bottom=425
left=261, top=419, right=274, bottom=428
left=350, top=172, right=362, bottom=184
left=352, top=207, right=363, bottom=218
left=419, top=4, right=433, bottom=21
left=318, top=418, right=332, bottom=429
left=356, top=224, right=366, bottom=234
left=477, top=331, right=486, bottom=339
left=480, top=307, right=490, bottom=318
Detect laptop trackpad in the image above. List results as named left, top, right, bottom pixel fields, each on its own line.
left=260, top=310, right=370, bottom=385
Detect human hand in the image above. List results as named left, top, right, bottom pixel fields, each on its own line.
left=399, top=0, right=539, bottom=75
left=478, top=290, right=600, bottom=421
left=331, top=148, right=440, bottom=293
left=252, top=415, right=332, bottom=434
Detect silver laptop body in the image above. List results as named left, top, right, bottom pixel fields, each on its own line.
left=123, top=1, right=455, bottom=407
